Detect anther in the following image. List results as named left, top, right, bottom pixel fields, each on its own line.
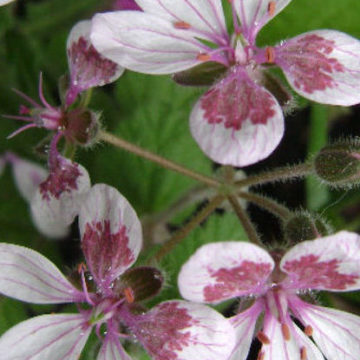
left=257, top=331, right=271, bottom=345
left=174, top=21, right=191, bottom=29
left=124, top=287, right=135, bottom=304
left=268, top=1, right=276, bottom=16
left=196, top=53, right=211, bottom=62
left=77, top=262, right=87, bottom=274
left=281, top=323, right=291, bottom=341
left=257, top=351, right=265, bottom=360
left=300, top=346, right=307, bottom=360
left=265, top=47, right=275, bottom=64
left=304, top=325, right=313, bottom=337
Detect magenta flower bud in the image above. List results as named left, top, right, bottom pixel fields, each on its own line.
left=314, top=138, right=360, bottom=188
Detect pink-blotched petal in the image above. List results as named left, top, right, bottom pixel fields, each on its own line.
left=259, top=310, right=324, bottom=360
left=79, top=184, right=142, bottom=289
left=290, top=298, right=360, bottom=360
left=178, top=242, right=274, bottom=303
left=275, top=30, right=360, bottom=106
left=91, top=11, right=211, bottom=74
left=113, top=0, right=142, bottom=11
left=280, top=231, right=360, bottom=291
left=30, top=157, right=91, bottom=239
left=7, top=153, right=48, bottom=203
left=0, top=243, right=85, bottom=304
left=233, top=0, right=291, bottom=43
left=132, top=300, right=235, bottom=360
left=136, top=0, right=228, bottom=42
left=190, top=67, right=284, bottom=167
left=229, top=300, right=264, bottom=360
left=66, top=20, right=124, bottom=105
left=96, top=335, right=132, bottom=360
left=0, top=314, right=91, bottom=360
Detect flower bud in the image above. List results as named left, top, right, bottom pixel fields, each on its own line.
left=314, top=139, right=360, bottom=188
left=64, top=108, right=100, bottom=147
left=113, top=266, right=164, bottom=303
left=283, top=211, right=331, bottom=244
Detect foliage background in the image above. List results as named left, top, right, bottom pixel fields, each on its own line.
left=0, top=0, right=360, bottom=358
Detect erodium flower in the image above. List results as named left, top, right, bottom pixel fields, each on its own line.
left=0, top=184, right=235, bottom=360
left=91, top=0, right=360, bottom=167
left=178, top=231, right=360, bottom=360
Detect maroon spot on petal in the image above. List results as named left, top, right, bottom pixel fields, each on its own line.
left=283, top=254, right=358, bottom=290
left=82, top=220, right=134, bottom=286
left=279, top=34, right=345, bottom=94
left=203, top=260, right=273, bottom=302
left=137, top=302, right=198, bottom=360
left=39, top=158, right=81, bottom=201
left=112, top=0, right=142, bottom=11
left=68, top=36, right=118, bottom=90
left=201, top=68, right=276, bottom=131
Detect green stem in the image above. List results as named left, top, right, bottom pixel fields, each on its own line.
left=238, top=191, right=292, bottom=220
left=152, top=195, right=225, bottom=262
left=99, top=131, right=221, bottom=188
left=235, top=162, right=313, bottom=189
left=227, top=194, right=263, bottom=247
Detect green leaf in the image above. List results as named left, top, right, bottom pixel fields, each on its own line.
left=0, top=298, right=27, bottom=335
left=306, top=104, right=330, bottom=211
left=92, top=72, right=212, bottom=215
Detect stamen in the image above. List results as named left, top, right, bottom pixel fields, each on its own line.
left=281, top=323, right=291, bottom=341
left=257, top=331, right=271, bottom=345
left=77, top=262, right=87, bottom=274
left=124, top=287, right=135, bottom=304
left=174, top=21, right=191, bottom=29
left=265, top=47, right=275, bottom=63
left=257, top=351, right=265, bottom=360
left=304, top=325, right=313, bottom=336
left=78, top=262, right=95, bottom=306
left=300, top=346, right=307, bottom=360
left=196, top=53, right=211, bottom=62
left=268, top=1, right=276, bottom=16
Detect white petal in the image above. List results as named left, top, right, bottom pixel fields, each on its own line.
left=66, top=20, right=124, bottom=103
left=91, top=11, right=209, bottom=74
left=0, top=243, right=84, bottom=304
left=9, top=155, right=48, bottom=203
left=0, top=314, right=91, bottom=360
left=260, top=310, right=324, bottom=360
left=79, top=184, right=142, bottom=288
left=134, top=300, right=235, bottom=360
left=234, top=0, right=291, bottom=43
left=30, top=159, right=91, bottom=239
left=96, top=336, right=132, bottom=360
left=291, top=299, right=360, bottom=360
left=276, top=30, right=360, bottom=106
left=0, top=0, right=14, bottom=6
left=229, top=301, right=264, bottom=360
left=136, top=0, right=227, bottom=41
left=190, top=67, right=284, bottom=167
left=280, top=231, right=360, bottom=291
left=178, top=242, right=274, bottom=303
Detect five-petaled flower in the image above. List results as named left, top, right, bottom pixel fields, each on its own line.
left=91, top=0, right=360, bottom=167
left=0, top=184, right=235, bottom=360
left=179, top=231, right=360, bottom=360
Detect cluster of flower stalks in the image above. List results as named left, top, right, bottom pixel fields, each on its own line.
left=1, top=1, right=360, bottom=360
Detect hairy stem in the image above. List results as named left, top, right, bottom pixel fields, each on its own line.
left=238, top=191, right=292, bottom=220
left=227, top=194, right=263, bottom=247
left=235, top=162, right=313, bottom=188
left=152, top=195, right=225, bottom=262
left=99, top=131, right=221, bottom=188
